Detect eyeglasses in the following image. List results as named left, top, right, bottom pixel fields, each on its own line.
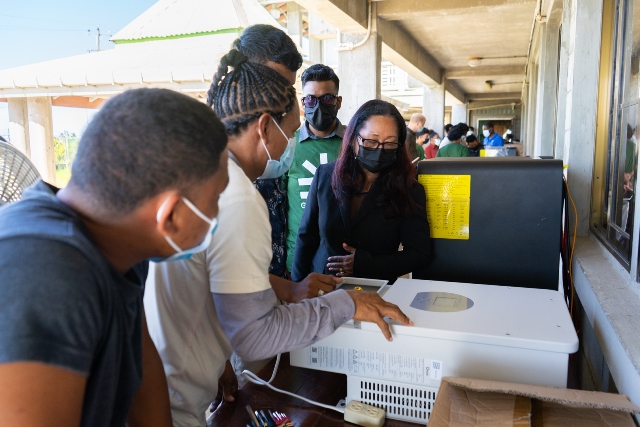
left=357, top=134, right=399, bottom=151
left=301, top=94, right=338, bottom=108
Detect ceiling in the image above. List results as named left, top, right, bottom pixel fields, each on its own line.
left=262, top=0, right=541, bottom=104
left=382, top=0, right=534, bottom=99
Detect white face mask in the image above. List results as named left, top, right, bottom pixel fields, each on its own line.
left=483, top=129, right=491, bottom=137
left=434, top=138, right=442, bottom=146
left=151, top=196, right=218, bottom=262
left=466, top=130, right=473, bottom=136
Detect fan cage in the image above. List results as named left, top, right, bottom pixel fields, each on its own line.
left=0, top=141, right=41, bottom=206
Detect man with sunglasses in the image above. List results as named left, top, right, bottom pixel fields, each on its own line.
left=284, top=64, right=345, bottom=272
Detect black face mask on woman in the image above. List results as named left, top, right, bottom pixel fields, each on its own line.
left=356, top=147, right=397, bottom=173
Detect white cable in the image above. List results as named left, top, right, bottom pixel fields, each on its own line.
left=336, top=0, right=372, bottom=51
left=241, top=354, right=345, bottom=414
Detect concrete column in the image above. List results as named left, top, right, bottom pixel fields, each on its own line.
left=287, top=2, right=303, bottom=48
left=562, top=0, right=603, bottom=235
left=423, top=82, right=445, bottom=136
left=520, top=84, right=529, bottom=144
left=309, top=38, right=323, bottom=63
left=8, top=98, right=30, bottom=156
left=525, top=61, right=539, bottom=156
left=534, top=22, right=561, bottom=158
left=337, top=22, right=381, bottom=124
left=27, top=97, right=55, bottom=183
left=554, top=2, right=572, bottom=161
left=451, top=104, right=468, bottom=125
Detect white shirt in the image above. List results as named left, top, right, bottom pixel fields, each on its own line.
left=438, top=136, right=451, bottom=149
left=144, top=158, right=272, bottom=426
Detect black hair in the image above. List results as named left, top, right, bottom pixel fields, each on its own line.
left=70, top=88, right=227, bottom=215
left=416, top=128, right=430, bottom=138
left=444, top=123, right=453, bottom=133
left=448, top=123, right=470, bottom=142
left=429, top=131, right=439, bottom=139
left=207, top=50, right=297, bottom=135
left=469, top=126, right=475, bottom=131
left=485, top=122, right=494, bottom=129
left=332, top=99, right=418, bottom=217
left=231, top=24, right=303, bottom=72
left=466, top=134, right=478, bottom=143
left=301, top=64, right=340, bottom=91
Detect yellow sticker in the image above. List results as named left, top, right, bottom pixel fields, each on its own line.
left=418, top=174, right=471, bottom=240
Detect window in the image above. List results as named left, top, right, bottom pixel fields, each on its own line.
left=591, top=0, right=640, bottom=274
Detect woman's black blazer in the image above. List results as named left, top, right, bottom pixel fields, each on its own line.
left=291, top=162, right=431, bottom=282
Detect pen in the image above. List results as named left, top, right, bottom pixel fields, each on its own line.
left=246, top=405, right=261, bottom=427
left=255, top=410, right=267, bottom=427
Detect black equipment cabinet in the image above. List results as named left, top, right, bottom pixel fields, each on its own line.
left=414, top=157, right=563, bottom=291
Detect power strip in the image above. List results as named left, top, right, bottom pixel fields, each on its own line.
left=344, top=400, right=385, bottom=427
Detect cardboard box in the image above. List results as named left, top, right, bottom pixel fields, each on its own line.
left=428, top=377, right=640, bottom=427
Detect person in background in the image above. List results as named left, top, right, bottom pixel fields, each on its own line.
left=414, top=128, right=429, bottom=161
left=437, top=123, right=470, bottom=158
left=145, top=51, right=412, bottom=427
left=466, top=134, right=483, bottom=157
left=285, top=64, right=345, bottom=273
left=424, top=130, right=440, bottom=159
left=405, top=113, right=426, bottom=161
left=439, top=123, right=454, bottom=149
left=238, top=24, right=303, bottom=280
left=482, top=122, right=504, bottom=146
left=503, top=128, right=514, bottom=143
left=0, top=88, right=230, bottom=427
left=293, top=99, right=432, bottom=283
left=467, top=126, right=476, bottom=138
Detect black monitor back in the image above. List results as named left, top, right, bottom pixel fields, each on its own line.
left=414, top=157, right=563, bottom=290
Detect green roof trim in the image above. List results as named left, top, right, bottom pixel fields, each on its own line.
left=112, top=28, right=242, bottom=44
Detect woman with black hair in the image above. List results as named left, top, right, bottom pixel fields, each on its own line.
left=292, top=99, right=432, bottom=282
left=436, top=123, right=470, bottom=157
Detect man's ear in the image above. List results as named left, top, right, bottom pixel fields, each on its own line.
left=336, top=96, right=342, bottom=111
left=155, top=193, right=182, bottom=236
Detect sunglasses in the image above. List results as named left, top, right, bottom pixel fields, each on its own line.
left=301, top=94, right=338, bottom=108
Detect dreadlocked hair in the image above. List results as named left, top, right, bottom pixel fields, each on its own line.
left=206, top=49, right=296, bottom=135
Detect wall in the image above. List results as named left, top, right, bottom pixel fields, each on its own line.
left=523, top=0, right=640, bottom=415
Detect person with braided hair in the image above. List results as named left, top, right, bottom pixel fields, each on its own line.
left=145, top=49, right=414, bottom=426
left=234, top=25, right=301, bottom=281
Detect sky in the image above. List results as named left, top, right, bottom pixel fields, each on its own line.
left=0, top=0, right=158, bottom=138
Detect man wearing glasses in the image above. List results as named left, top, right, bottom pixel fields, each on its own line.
left=284, top=64, right=345, bottom=273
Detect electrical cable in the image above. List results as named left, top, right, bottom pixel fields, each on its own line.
left=560, top=178, right=571, bottom=309
left=564, top=177, right=578, bottom=319
left=242, top=354, right=345, bottom=414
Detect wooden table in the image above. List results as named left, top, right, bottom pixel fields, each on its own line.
left=209, top=353, right=421, bottom=427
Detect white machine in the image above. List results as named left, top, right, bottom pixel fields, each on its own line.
left=290, top=278, right=579, bottom=424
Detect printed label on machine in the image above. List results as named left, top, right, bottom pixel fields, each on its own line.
left=418, top=174, right=471, bottom=240
left=308, top=346, right=442, bottom=383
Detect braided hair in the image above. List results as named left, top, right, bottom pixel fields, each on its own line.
left=206, top=49, right=296, bottom=135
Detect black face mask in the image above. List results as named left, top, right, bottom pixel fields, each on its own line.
left=305, top=103, right=337, bottom=131
left=356, top=147, right=397, bottom=173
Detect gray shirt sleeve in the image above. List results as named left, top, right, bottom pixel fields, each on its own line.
left=213, top=288, right=355, bottom=360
